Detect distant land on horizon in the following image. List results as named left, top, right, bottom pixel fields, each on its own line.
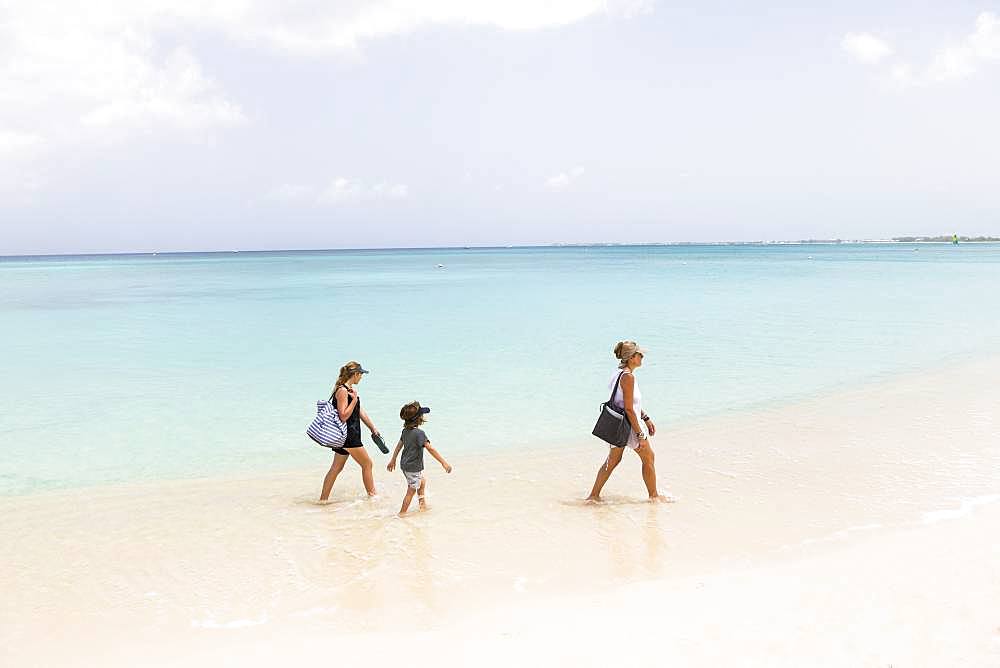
left=891, top=235, right=1000, bottom=242
left=3, top=237, right=1000, bottom=259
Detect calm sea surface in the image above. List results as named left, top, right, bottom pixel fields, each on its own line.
left=2, top=244, right=999, bottom=495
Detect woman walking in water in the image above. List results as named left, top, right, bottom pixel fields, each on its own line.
left=587, top=341, right=671, bottom=503
left=319, top=361, right=383, bottom=501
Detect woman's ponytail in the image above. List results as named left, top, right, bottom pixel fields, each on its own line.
left=335, top=360, right=361, bottom=390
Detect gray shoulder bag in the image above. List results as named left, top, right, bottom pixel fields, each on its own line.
left=591, top=371, right=633, bottom=447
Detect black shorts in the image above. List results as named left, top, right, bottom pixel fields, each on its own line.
left=332, top=434, right=364, bottom=456
left=308, top=432, right=362, bottom=456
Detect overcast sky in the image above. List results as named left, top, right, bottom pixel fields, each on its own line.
left=2, top=1, right=999, bottom=254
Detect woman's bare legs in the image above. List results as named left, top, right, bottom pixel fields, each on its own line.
left=348, top=446, right=377, bottom=496
left=635, top=441, right=660, bottom=499
left=319, top=452, right=349, bottom=501
left=587, top=447, right=625, bottom=501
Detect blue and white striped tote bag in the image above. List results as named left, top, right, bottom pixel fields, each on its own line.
left=306, top=399, right=347, bottom=449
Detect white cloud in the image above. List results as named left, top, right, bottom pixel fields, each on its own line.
left=269, top=178, right=409, bottom=205
left=319, top=178, right=365, bottom=203
left=925, top=12, right=1000, bottom=82
left=319, top=178, right=409, bottom=204
left=925, top=44, right=978, bottom=82
left=970, top=11, right=1000, bottom=59
left=1, top=5, right=247, bottom=137
left=78, top=48, right=247, bottom=130
left=205, top=0, right=652, bottom=54
left=0, top=0, right=640, bottom=194
left=545, top=166, right=585, bottom=191
left=841, top=32, right=893, bottom=64
left=848, top=12, right=1000, bottom=87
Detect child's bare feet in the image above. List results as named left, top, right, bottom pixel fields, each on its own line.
left=585, top=495, right=602, bottom=503
left=649, top=493, right=677, bottom=503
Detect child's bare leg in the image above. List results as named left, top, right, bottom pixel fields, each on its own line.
left=399, top=488, right=416, bottom=516
left=417, top=478, right=427, bottom=510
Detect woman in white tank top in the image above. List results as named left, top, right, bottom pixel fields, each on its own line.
left=611, top=366, right=644, bottom=450
left=587, top=340, right=673, bottom=502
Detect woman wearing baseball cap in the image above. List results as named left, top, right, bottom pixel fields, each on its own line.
left=587, top=341, right=673, bottom=503
left=319, top=360, right=383, bottom=501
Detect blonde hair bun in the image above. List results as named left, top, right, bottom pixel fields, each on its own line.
left=614, top=340, right=641, bottom=368
left=614, top=340, right=636, bottom=360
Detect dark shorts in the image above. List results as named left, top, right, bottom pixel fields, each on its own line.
left=332, top=436, right=364, bottom=456
left=309, top=431, right=362, bottom=456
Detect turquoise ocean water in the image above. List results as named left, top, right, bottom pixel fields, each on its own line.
left=2, top=244, right=999, bottom=496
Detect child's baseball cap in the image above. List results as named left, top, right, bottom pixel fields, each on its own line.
left=400, top=401, right=431, bottom=422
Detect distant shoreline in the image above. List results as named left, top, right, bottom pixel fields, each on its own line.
left=3, top=238, right=999, bottom=260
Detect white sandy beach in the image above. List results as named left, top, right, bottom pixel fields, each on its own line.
left=3, top=356, right=999, bottom=666
left=7, top=3, right=1000, bottom=665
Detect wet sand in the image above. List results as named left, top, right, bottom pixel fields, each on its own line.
left=2, top=356, right=998, bottom=665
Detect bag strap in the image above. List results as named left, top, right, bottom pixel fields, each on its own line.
left=607, top=371, right=625, bottom=405
left=331, top=384, right=357, bottom=406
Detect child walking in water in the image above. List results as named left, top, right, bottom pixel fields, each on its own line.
left=387, top=401, right=452, bottom=516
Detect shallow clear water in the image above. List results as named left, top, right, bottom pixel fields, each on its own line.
left=2, top=243, right=999, bottom=495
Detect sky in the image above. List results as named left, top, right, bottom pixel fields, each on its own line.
left=1, top=1, right=999, bottom=254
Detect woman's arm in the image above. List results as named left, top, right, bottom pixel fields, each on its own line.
left=640, top=411, right=656, bottom=436
left=424, top=441, right=452, bottom=473
left=620, top=373, right=645, bottom=435
left=359, top=407, right=379, bottom=436
left=334, top=386, right=358, bottom=423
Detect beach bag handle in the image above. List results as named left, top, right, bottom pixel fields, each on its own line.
left=607, top=370, right=625, bottom=405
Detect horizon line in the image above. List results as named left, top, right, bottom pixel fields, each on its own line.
left=2, top=237, right=994, bottom=260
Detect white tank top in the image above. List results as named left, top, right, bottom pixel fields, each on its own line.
left=610, top=369, right=641, bottom=418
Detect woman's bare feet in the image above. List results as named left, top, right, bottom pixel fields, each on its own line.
left=649, top=493, right=677, bottom=503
